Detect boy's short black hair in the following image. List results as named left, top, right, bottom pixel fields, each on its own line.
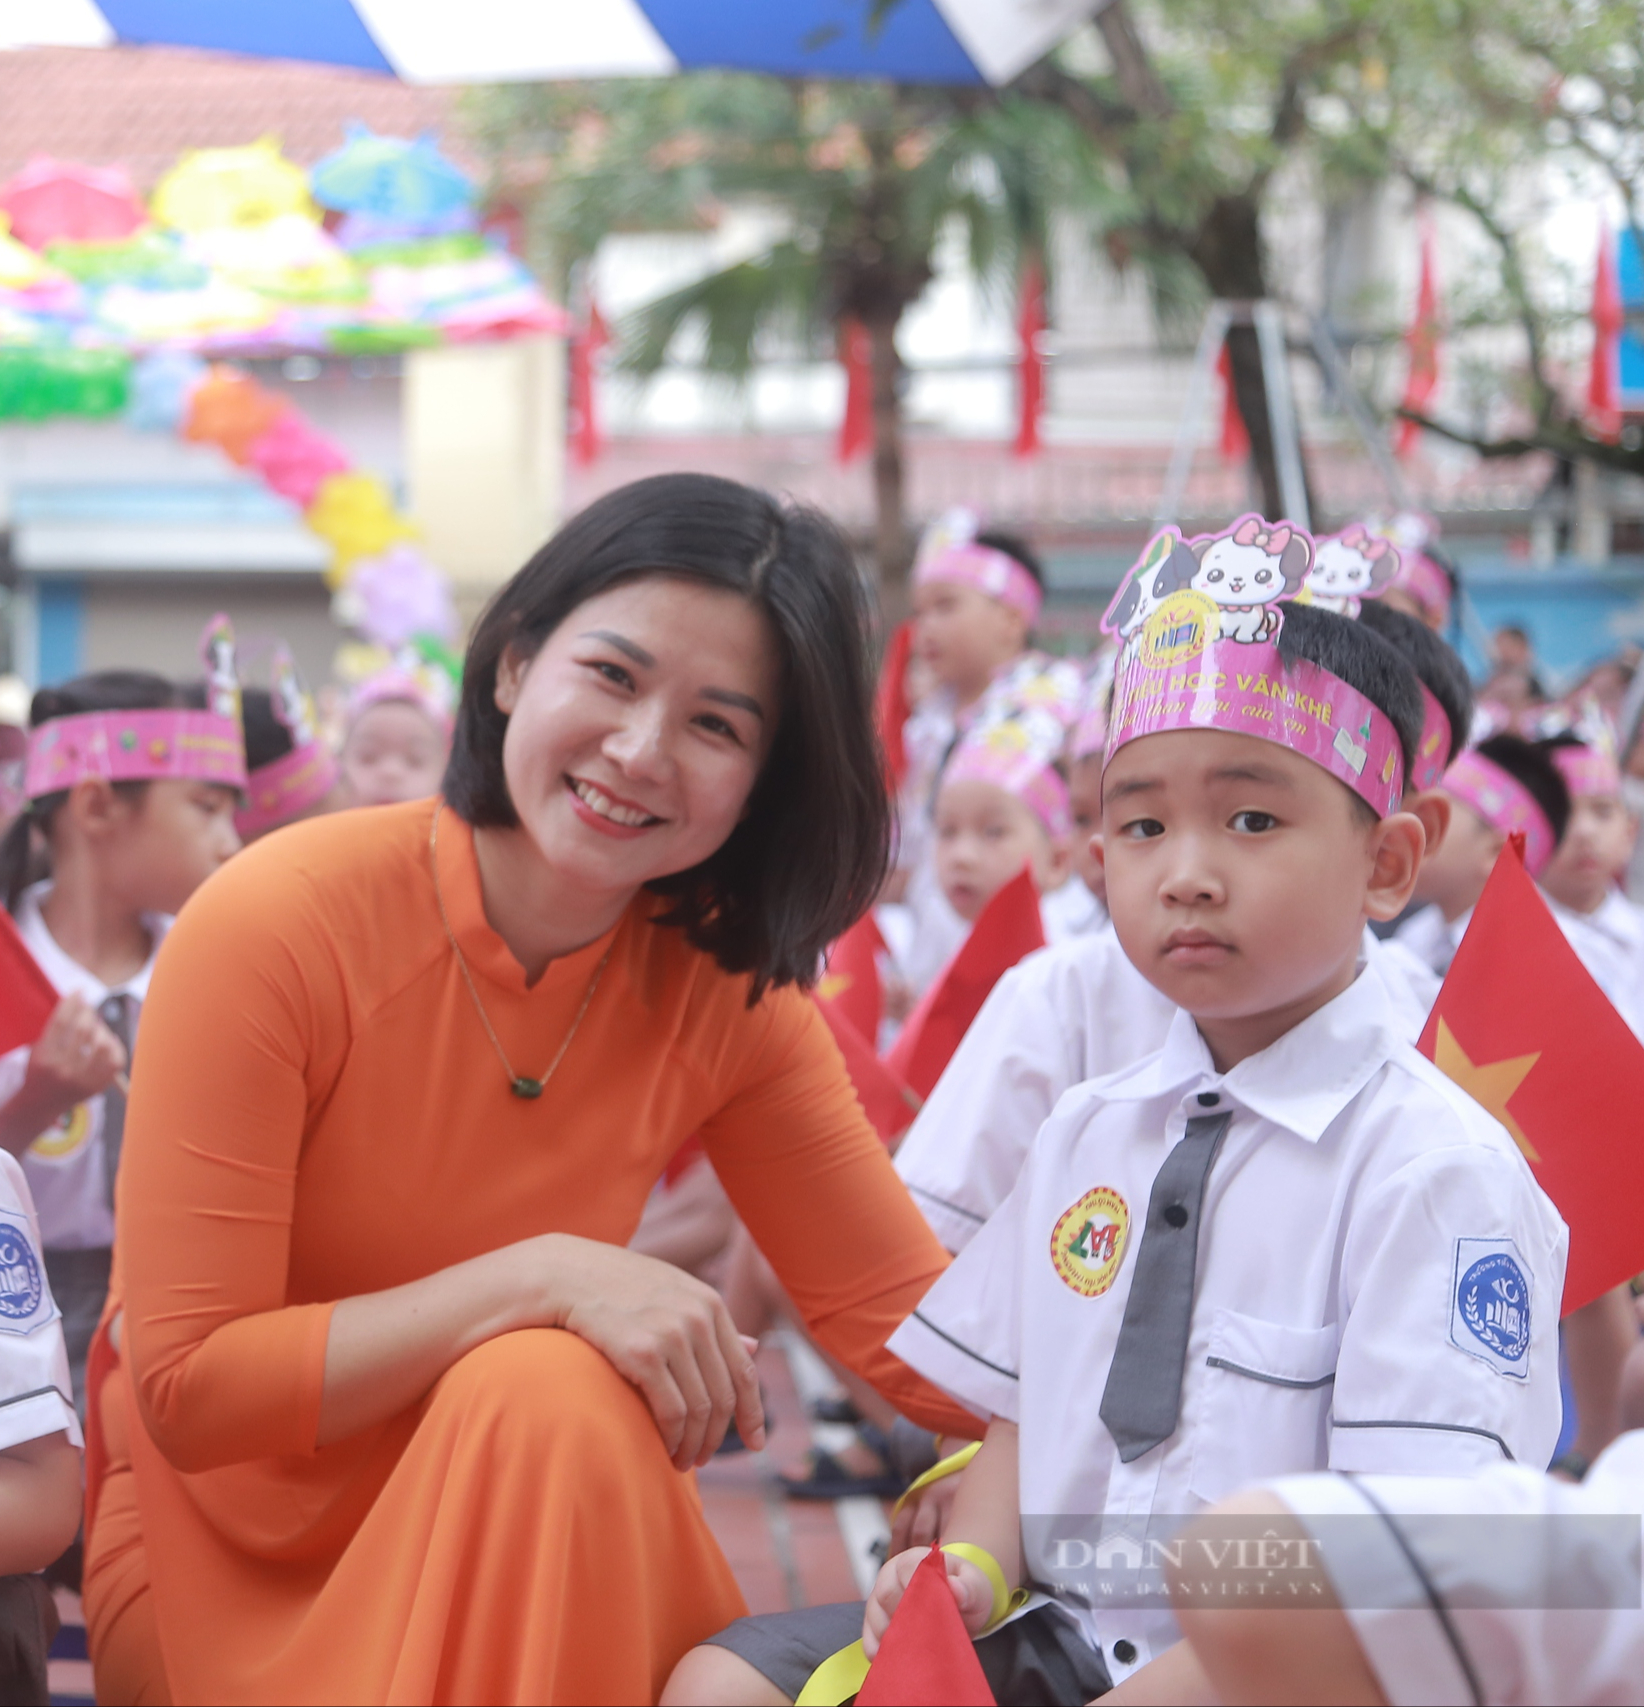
left=1275, top=603, right=1425, bottom=810
left=975, top=528, right=1045, bottom=589
left=1356, top=599, right=1474, bottom=766
left=240, top=688, right=294, bottom=773
left=1477, top=733, right=1572, bottom=847
left=445, top=472, right=890, bottom=999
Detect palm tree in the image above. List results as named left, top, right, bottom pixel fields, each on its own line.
left=467, top=75, right=1105, bottom=605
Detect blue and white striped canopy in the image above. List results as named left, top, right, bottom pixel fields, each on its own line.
left=3, top=0, right=1101, bottom=86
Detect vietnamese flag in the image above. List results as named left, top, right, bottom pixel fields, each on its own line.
left=820, top=913, right=885, bottom=1046
left=856, top=1545, right=993, bottom=1706
left=876, top=621, right=916, bottom=795
left=0, top=908, right=56, bottom=1057
left=837, top=319, right=873, bottom=464
left=1396, top=216, right=1441, bottom=458
left=885, top=866, right=1045, bottom=1102
left=814, top=996, right=919, bottom=1145
left=1588, top=223, right=1624, bottom=443
left=1418, top=834, right=1644, bottom=1313
left=1013, top=256, right=1046, bottom=459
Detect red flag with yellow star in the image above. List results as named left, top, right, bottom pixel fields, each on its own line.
left=820, top=913, right=886, bottom=1048
left=1418, top=834, right=1644, bottom=1313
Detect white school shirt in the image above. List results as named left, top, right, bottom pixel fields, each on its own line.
left=1040, top=878, right=1107, bottom=943
left=0, top=883, right=168, bottom=1250
left=887, top=956, right=1567, bottom=1684
left=0, top=1150, right=81, bottom=1452
left=1270, top=1430, right=1644, bottom=1706
left=1396, top=902, right=1472, bottom=975
left=1547, top=889, right=1644, bottom=1039
left=895, top=924, right=1440, bottom=1254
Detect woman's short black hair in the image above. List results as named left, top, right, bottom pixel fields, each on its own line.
left=2, top=670, right=185, bottom=912
left=975, top=527, right=1045, bottom=588
left=444, top=472, right=890, bottom=998
left=1357, top=599, right=1475, bottom=766
left=1275, top=602, right=1425, bottom=815
left=241, top=688, right=294, bottom=773
left=1480, top=733, right=1572, bottom=847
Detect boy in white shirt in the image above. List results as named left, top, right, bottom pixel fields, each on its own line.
left=1396, top=733, right=1571, bottom=977
left=1540, top=733, right=1644, bottom=1036
left=894, top=592, right=1472, bottom=1255
left=0, top=1146, right=84, bottom=1703
left=1156, top=1429, right=1644, bottom=1706
left=667, top=582, right=1564, bottom=1705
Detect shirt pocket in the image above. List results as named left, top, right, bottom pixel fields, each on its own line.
left=1187, top=1310, right=1338, bottom=1504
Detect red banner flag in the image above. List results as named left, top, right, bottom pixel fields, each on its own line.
left=1014, top=258, right=1046, bottom=459
left=876, top=620, right=916, bottom=795
left=569, top=297, right=608, bottom=467
left=0, top=908, right=56, bottom=1058
left=838, top=319, right=873, bottom=464
left=856, top=1545, right=994, bottom=1706
left=1588, top=223, right=1624, bottom=444
left=885, top=866, right=1044, bottom=1102
left=820, top=912, right=886, bottom=1047
left=1216, top=338, right=1249, bottom=463
left=815, top=996, right=919, bottom=1145
left=1396, top=217, right=1441, bottom=458
left=1417, top=834, right=1644, bottom=1313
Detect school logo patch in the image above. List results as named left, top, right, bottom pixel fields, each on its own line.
left=1139, top=591, right=1219, bottom=668
left=0, top=1213, right=49, bottom=1335
left=1050, top=1187, right=1131, bottom=1297
left=1450, top=1238, right=1531, bottom=1378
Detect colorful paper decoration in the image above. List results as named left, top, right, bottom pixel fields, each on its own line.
left=0, top=348, right=128, bottom=421
left=0, top=158, right=146, bottom=249
left=183, top=365, right=288, bottom=464
left=245, top=408, right=352, bottom=505
left=126, top=350, right=207, bottom=433
left=341, top=544, right=458, bottom=647
left=311, top=125, right=476, bottom=224
left=152, top=138, right=317, bottom=233
left=305, top=471, right=416, bottom=581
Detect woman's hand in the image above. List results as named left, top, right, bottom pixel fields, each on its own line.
left=549, top=1238, right=765, bottom=1469
left=863, top=1547, right=993, bottom=1658
left=0, top=995, right=126, bottom=1157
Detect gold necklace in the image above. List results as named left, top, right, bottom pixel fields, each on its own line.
left=430, top=805, right=612, bottom=1100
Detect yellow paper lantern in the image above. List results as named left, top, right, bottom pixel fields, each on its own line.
left=307, top=472, right=416, bottom=585
left=152, top=138, right=317, bottom=233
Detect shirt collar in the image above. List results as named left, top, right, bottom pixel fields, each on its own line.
left=1091, top=955, right=1406, bottom=1144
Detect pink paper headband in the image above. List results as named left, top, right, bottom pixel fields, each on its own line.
left=1101, top=527, right=1403, bottom=818
left=942, top=733, right=1071, bottom=840
left=1552, top=742, right=1622, bottom=800
left=915, top=543, right=1043, bottom=626
left=237, top=741, right=340, bottom=839
left=25, top=709, right=246, bottom=798
left=1442, top=749, right=1556, bottom=876
left=1410, top=684, right=1453, bottom=793
left=1392, top=551, right=1454, bottom=627
left=347, top=669, right=454, bottom=735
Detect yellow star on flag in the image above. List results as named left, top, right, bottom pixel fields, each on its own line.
left=1431, top=1016, right=1542, bottom=1162
left=817, top=971, right=852, bottom=1005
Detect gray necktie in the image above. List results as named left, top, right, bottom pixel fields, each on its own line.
left=98, top=994, right=134, bottom=1212
left=1099, top=1110, right=1231, bottom=1463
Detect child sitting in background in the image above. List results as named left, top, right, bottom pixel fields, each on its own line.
left=339, top=665, right=452, bottom=809
left=237, top=647, right=346, bottom=842
left=0, top=640, right=244, bottom=1413
left=1395, top=732, right=1571, bottom=974
left=1042, top=680, right=1110, bottom=938
left=1538, top=731, right=1644, bottom=1034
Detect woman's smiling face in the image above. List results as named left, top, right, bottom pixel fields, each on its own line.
left=493, top=576, right=782, bottom=899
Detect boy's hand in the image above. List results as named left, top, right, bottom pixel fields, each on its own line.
left=863, top=1546, right=994, bottom=1657
left=0, top=996, right=126, bottom=1156
left=889, top=1460, right=964, bottom=1552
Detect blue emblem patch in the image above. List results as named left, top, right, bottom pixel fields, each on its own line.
left=1450, top=1238, right=1531, bottom=1378
left=0, top=1213, right=48, bottom=1335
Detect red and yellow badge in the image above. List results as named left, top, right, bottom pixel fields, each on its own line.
left=1049, top=1186, right=1131, bottom=1297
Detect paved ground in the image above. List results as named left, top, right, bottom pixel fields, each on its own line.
left=47, top=1335, right=881, bottom=1704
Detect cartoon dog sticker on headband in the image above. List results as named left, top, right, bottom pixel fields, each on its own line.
left=1104, top=515, right=1314, bottom=658
left=1301, top=525, right=1401, bottom=618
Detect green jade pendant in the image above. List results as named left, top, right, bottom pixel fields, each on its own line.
left=511, top=1076, right=546, bottom=1100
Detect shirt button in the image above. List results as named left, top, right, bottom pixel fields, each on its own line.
left=1163, top=1204, right=1189, bottom=1228
left=1112, top=1639, right=1138, bottom=1665
left=1196, top=1091, right=1220, bottom=1107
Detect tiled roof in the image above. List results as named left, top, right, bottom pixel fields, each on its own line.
left=0, top=46, right=475, bottom=191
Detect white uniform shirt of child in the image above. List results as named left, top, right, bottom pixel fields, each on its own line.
left=888, top=953, right=1566, bottom=1686
left=0, top=1148, right=81, bottom=1452
left=0, top=882, right=168, bottom=1250
left=895, top=922, right=1440, bottom=1254
left=1395, top=901, right=1471, bottom=975
left=1546, top=888, right=1644, bottom=1039
left=1269, top=1428, right=1644, bottom=1707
